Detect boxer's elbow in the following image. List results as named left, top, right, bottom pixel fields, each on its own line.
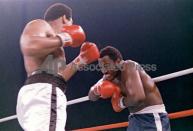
left=126, top=93, right=146, bottom=107
left=133, top=94, right=146, bottom=105
left=137, top=89, right=146, bottom=103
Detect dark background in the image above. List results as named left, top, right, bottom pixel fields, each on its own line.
left=0, top=0, right=193, bottom=130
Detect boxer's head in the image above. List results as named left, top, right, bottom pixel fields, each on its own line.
left=44, top=3, right=72, bottom=32
left=99, top=46, right=123, bottom=81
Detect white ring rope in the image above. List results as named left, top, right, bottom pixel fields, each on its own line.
left=0, top=67, right=193, bottom=123
left=153, top=68, right=193, bottom=82
left=67, top=96, right=89, bottom=106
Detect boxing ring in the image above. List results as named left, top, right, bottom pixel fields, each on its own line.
left=0, top=67, right=193, bottom=130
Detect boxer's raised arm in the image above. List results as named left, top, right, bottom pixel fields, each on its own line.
left=59, top=42, right=100, bottom=81
left=20, top=19, right=63, bottom=57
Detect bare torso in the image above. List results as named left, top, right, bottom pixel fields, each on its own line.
left=113, top=61, right=163, bottom=113
left=20, top=19, right=65, bottom=76
left=23, top=48, right=65, bottom=75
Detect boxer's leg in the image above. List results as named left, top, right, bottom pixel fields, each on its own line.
left=127, top=114, right=142, bottom=131
left=55, top=87, right=67, bottom=131
left=159, top=113, right=171, bottom=131
left=17, top=83, right=52, bottom=131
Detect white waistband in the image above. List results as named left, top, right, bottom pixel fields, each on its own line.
left=131, top=104, right=167, bottom=115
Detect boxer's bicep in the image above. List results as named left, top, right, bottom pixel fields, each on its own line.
left=20, top=20, right=61, bottom=56
left=124, top=61, right=146, bottom=103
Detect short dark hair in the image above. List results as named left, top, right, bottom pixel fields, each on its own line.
left=44, top=3, right=72, bottom=21
left=100, top=46, right=123, bottom=61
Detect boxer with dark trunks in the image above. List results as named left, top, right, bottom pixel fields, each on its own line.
left=89, top=46, right=170, bottom=131
left=16, top=3, right=99, bottom=131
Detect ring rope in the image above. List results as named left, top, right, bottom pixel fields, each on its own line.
left=73, top=109, right=193, bottom=131
left=0, top=96, right=90, bottom=123
left=0, top=67, right=192, bottom=123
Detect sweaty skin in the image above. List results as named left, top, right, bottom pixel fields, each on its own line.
left=113, top=60, right=163, bottom=113
left=89, top=56, right=163, bottom=113
left=20, top=19, right=65, bottom=76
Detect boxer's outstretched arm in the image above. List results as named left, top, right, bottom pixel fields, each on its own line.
left=20, top=19, right=62, bottom=57
left=123, top=61, right=146, bottom=107
left=59, top=42, right=99, bottom=81
left=59, top=62, right=77, bottom=81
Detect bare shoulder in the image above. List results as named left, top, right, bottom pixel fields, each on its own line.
left=22, top=19, right=53, bottom=36
left=123, top=60, right=139, bottom=70
left=20, top=19, right=54, bottom=53
left=25, top=19, right=49, bottom=29
left=125, top=60, right=139, bottom=64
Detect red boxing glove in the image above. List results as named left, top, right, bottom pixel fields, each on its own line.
left=91, top=80, right=118, bottom=99
left=74, top=42, right=100, bottom=68
left=62, top=25, right=86, bottom=47
left=111, top=87, right=126, bottom=112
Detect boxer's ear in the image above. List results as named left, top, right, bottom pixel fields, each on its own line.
left=62, top=16, right=66, bottom=24
left=62, top=15, right=72, bottom=25
left=115, top=58, right=121, bottom=64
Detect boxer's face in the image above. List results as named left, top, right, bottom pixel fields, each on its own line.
left=51, top=15, right=73, bottom=33
left=99, top=56, right=120, bottom=81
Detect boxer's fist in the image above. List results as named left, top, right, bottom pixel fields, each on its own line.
left=111, top=87, right=126, bottom=112
left=91, top=80, right=118, bottom=99
left=57, top=25, right=86, bottom=47
left=62, top=25, right=86, bottom=47
left=74, top=42, right=100, bottom=68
